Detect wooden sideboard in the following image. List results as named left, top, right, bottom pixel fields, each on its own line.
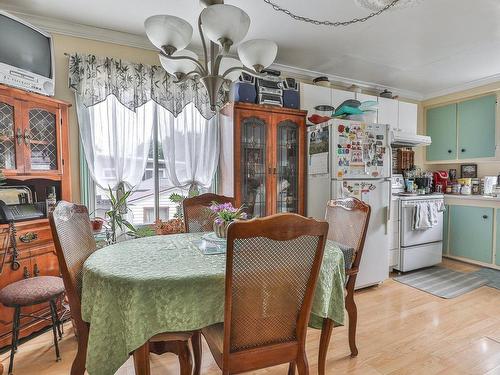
left=219, top=102, right=307, bottom=217
left=0, top=84, right=71, bottom=348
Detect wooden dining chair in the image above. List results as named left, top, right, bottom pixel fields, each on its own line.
left=317, top=198, right=371, bottom=375
left=49, top=201, right=200, bottom=375
left=183, top=193, right=235, bottom=233
left=202, top=213, right=329, bottom=375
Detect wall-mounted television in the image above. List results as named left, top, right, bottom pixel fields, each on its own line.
left=0, top=10, right=55, bottom=96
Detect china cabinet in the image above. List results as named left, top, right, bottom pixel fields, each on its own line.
left=0, top=84, right=71, bottom=348
left=219, top=102, right=307, bottom=217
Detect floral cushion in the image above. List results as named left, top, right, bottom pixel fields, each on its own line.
left=0, top=276, right=65, bottom=307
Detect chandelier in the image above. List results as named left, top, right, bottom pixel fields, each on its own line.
left=145, top=0, right=277, bottom=112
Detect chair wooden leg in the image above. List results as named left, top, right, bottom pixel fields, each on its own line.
left=318, top=317, right=334, bottom=375
left=71, top=324, right=88, bottom=375
left=192, top=330, right=202, bottom=375
left=178, top=341, right=193, bottom=375
left=296, top=351, right=309, bottom=375
left=345, top=278, right=358, bottom=358
left=288, top=361, right=296, bottom=375
left=133, top=342, right=151, bottom=375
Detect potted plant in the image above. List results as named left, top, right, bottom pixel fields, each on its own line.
left=209, top=202, right=247, bottom=238
left=149, top=190, right=200, bottom=236
left=105, top=186, right=136, bottom=244
left=153, top=218, right=184, bottom=235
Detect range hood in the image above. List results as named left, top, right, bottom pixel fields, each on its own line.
left=390, top=131, right=432, bottom=147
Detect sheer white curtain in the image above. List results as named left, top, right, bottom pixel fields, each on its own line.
left=76, top=95, right=154, bottom=190
left=158, top=102, right=219, bottom=191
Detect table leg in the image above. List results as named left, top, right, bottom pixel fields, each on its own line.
left=133, top=342, right=151, bottom=375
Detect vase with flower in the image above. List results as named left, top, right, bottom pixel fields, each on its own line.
left=209, top=202, right=247, bottom=238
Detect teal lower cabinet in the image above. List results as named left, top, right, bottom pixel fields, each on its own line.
left=449, top=205, right=493, bottom=264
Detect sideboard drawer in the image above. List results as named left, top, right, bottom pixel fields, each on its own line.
left=12, top=225, right=52, bottom=250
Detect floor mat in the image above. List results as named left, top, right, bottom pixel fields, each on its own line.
left=393, top=266, right=487, bottom=299
left=472, top=267, right=500, bottom=290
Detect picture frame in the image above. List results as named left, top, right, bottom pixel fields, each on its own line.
left=460, top=164, right=477, bottom=178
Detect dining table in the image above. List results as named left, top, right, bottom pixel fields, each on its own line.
left=81, top=232, right=347, bottom=375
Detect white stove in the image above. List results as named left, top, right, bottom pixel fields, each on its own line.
left=391, top=175, right=445, bottom=272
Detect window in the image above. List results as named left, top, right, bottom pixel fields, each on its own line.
left=80, top=100, right=217, bottom=226
left=143, top=207, right=169, bottom=224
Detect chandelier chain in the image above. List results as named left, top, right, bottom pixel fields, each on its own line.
left=262, top=0, right=400, bottom=26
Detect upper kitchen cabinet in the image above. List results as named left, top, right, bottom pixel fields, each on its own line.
left=332, top=88, right=355, bottom=109
left=457, top=94, right=496, bottom=159
left=378, top=97, right=399, bottom=130
left=426, top=103, right=457, bottom=161
left=425, top=94, right=497, bottom=163
left=356, top=93, right=378, bottom=122
left=398, top=101, right=418, bottom=134
left=300, top=84, right=331, bottom=123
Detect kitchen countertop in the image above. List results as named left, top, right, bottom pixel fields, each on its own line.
left=444, top=194, right=500, bottom=201
left=444, top=194, right=500, bottom=208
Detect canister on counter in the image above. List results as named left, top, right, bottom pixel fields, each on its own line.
left=471, top=178, right=480, bottom=195
left=451, top=183, right=460, bottom=194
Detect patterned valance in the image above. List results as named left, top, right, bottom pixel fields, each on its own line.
left=68, top=53, right=222, bottom=119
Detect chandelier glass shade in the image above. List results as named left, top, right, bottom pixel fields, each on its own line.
left=158, top=50, right=199, bottom=76
left=238, top=39, right=278, bottom=73
left=200, top=4, right=251, bottom=47
left=145, top=1, right=277, bottom=112
left=144, top=15, right=193, bottom=52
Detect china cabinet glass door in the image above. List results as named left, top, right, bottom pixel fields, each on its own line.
left=0, top=96, right=20, bottom=171
left=276, top=120, right=299, bottom=213
left=240, top=116, right=267, bottom=217
left=25, top=105, right=60, bottom=172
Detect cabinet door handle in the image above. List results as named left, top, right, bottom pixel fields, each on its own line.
left=461, top=148, right=466, bottom=153
left=24, top=131, right=31, bottom=145
left=268, top=167, right=272, bottom=175
left=16, top=128, right=23, bottom=145
left=19, top=232, right=38, bottom=243
left=482, top=215, right=488, bottom=219
left=273, top=167, right=277, bottom=175
left=23, top=266, right=30, bottom=279
left=447, top=149, right=452, bottom=154
left=33, top=263, right=40, bottom=277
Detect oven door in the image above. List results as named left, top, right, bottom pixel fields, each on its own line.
left=400, top=200, right=444, bottom=247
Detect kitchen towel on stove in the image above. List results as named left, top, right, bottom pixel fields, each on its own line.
left=413, top=201, right=445, bottom=230
left=413, top=202, right=432, bottom=230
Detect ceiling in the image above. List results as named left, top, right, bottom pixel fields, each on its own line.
left=1, top=0, right=500, bottom=99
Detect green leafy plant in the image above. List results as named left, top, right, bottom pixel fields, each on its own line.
left=105, top=186, right=136, bottom=243
left=169, top=188, right=200, bottom=219
left=131, top=225, right=156, bottom=238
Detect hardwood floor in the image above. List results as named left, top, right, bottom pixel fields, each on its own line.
left=3, top=259, right=500, bottom=375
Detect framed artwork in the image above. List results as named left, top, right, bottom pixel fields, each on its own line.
left=461, top=164, right=477, bottom=178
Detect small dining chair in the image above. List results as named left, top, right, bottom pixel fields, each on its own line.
left=202, top=213, right=329, bottom=375
left=49, top=201, right=200, bottom=375
left=317, top=197, right=371, bottom=375
left=183, top=193, right=235, bottom=233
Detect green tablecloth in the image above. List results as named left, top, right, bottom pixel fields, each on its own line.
left=81, top=233, right=346, bottom=375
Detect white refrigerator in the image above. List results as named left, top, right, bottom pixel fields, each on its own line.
left=307, top=119, right=391, bottom=289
